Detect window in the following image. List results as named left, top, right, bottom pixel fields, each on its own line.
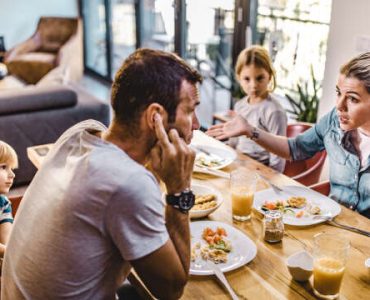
left=255, top=0, right=332, bottom=94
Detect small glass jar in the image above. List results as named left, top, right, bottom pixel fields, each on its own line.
left=263, top=210, right=284, bottom=243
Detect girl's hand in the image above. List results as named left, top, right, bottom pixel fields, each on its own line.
left=150, top=113, right=195, bottom=194
left=206, top=115, right=251, bottom=140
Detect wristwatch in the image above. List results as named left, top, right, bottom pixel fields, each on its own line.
left=166, top=189, right=195, bottom=214
left=250, top=127, right=260, bottom=141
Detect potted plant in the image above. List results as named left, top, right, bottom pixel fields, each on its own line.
left=285, top=66, right=321, bottom=123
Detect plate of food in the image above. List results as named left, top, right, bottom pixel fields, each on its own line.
left=190, top=221, right=257, bottom=275
left=253, top=185, right=341, bottom=226
left=190, top=184, right=223, bottom=219
left=191, top=144, right=237, bottom=170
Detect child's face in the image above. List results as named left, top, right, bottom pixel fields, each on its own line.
left=0, top=163, right=15, bottom=194
left=238, top=65, right=271, bottom=101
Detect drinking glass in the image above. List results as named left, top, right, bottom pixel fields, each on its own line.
left=313, top=232, right=350, bottom=299
left=230, top=169, right=256, bottom=221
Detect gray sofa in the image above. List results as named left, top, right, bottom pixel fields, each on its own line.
left=0, top=84, right=110, bottom=185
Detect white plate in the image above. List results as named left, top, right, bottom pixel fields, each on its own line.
left=253, top=185, right=341, bottom=226
left=192, top=144, right=237, bottom=170
left=190, top=183, right=223, bottom=219
left=190, top=221, right=257, bottom=275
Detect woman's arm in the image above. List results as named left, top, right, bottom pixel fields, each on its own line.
left=206, top=115, right=291, bottom=160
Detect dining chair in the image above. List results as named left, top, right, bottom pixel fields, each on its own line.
left=309, top=180, right=330, bottom=196
left=9, top=195, right=22, bottom=217
left=283, top=122, right=327, bottom=186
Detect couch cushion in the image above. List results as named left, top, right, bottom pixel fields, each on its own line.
left=6, top=53, right=56, bottom=84
left=0, top=86, right=77, bottom=115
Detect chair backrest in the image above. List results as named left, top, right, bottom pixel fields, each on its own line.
left=284, top=122, right=326, bottom=186
left=286, top=122, right=312, bottom=137
left=309, top=180, right=330, bottom=196
left=36, top=17, right=79, bottom=53
left=9, top=195, right=22, bottom=217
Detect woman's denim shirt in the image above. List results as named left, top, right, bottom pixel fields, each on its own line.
left=288, top=108, right=370, bottom=218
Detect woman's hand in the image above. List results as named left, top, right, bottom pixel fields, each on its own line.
left=206, top=115, right=251, bottom=140
left=150, top=113, right=195, bottom=194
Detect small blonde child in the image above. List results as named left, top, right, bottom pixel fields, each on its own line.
left=212, top=45, right=287, bottom=172
left=0, top=141, right=18, bottom=258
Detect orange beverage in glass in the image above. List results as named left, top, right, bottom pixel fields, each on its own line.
left=313, top=233, right=350, bottom=299
left=231, top=191, right=254, bottom=220
left=314, top=257, right=345, bottom=296
left=230, top=169, right=256, bottom=221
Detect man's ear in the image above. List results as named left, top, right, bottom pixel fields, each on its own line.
left=146, top=103, right=166, bottom=130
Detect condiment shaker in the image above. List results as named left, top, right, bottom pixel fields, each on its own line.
left=263, top=210, right=284, bottom=243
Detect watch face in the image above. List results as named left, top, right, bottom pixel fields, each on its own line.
left=179, top=191, right=195, bottom=211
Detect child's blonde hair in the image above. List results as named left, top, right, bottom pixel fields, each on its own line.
left=235, top=45, right=276, bottom=92
left=0, top=141, right=18, bottom=169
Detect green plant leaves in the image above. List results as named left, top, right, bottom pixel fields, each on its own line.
left=285, top=65, right=321, bottom=123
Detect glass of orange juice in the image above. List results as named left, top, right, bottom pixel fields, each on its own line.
left=313, top=232, right=350, bottom=299
left=230, top=169, right=256, bottom=221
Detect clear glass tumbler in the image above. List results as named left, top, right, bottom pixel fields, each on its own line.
left=230, top=169, right=256, bottom=221
left=313, top=232, right=350, bottom=299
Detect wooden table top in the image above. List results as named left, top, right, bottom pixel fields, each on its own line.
left=183, top=130, right=370, bottom=300
left=27, top=131, right=370, bottom=299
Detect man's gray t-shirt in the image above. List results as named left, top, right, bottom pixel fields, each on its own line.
left=2, top=120, right=169, bottom=300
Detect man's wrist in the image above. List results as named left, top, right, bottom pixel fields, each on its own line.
left=166, top=188, right=195, bottom=214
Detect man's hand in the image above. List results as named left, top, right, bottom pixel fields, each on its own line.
left=206, top=114, right=251, bottom=140
left=150, top=113, right=195, bottom=194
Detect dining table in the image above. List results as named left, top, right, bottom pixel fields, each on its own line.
left=26, top=130, right=370, bottom=300
left=182, top=130, right=370, bottom=300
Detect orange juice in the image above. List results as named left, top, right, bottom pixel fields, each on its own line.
left=231, top=191, right=254, bottom=220
left=313, top=257, right=345, bottom=296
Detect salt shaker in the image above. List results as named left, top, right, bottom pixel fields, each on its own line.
left=263, top=210, right=284, bottom=243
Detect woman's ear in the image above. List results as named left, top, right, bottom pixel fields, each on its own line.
left=146, top=103, right=166, bottom=130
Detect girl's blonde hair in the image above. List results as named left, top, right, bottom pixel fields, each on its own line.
left=0, top=141, right=18, bottom=169
left=235, top=45, right=276, bottom=92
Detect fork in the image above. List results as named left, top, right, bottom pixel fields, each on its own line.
left=314, top=215, right=370, bottom=237
left=207, top=261, right=239, bottom=300
left=257, top=174, right=283, bottom=193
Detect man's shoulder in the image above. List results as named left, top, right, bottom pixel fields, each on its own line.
left=57, top=120, right=107, bottom=146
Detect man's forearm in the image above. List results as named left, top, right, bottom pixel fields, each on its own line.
left=165, top=206, right=191, bottom=276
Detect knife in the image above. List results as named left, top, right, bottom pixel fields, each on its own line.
left=207, top=261, right=239, bottom=300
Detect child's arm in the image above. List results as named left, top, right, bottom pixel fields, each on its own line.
left=0, top=222, right=12, bottom=257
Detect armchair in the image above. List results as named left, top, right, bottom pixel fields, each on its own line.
left=4, top=17, right=83, bottom=84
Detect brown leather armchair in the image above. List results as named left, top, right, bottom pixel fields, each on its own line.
left=4, top=17, right=83, bottom=84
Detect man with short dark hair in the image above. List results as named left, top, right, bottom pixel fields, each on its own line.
left=2, top=48, right=203, bottom=299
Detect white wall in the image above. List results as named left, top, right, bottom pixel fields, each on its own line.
left=0, top=0, right=78, bottom=49
left=319, top=0, right=370, bottom=117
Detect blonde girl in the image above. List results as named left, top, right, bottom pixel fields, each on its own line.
left=215, top=45, right=287, bottom=171
left=0, top=141, right=18, bottom=257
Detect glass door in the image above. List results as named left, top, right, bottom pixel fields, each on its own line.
left=139, top=0, right=175, bottom=52
left=110, top=0, right=137, bottom=78
left=82, top=0, right=109, bottom=78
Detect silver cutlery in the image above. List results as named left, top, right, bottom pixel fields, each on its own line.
left=207, top=261, right=239, bottom=300
left=193, top=164, right=230, bottom=179
left=192, top=145, right=212, bottom=156
left=192, top=145, right=225, bottom=163
left=313, top=215, right=370, bottom=237
left=257, top=174, right=284, bottom=193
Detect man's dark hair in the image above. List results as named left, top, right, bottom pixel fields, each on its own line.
left=111, top=48, right=202, bottom=131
